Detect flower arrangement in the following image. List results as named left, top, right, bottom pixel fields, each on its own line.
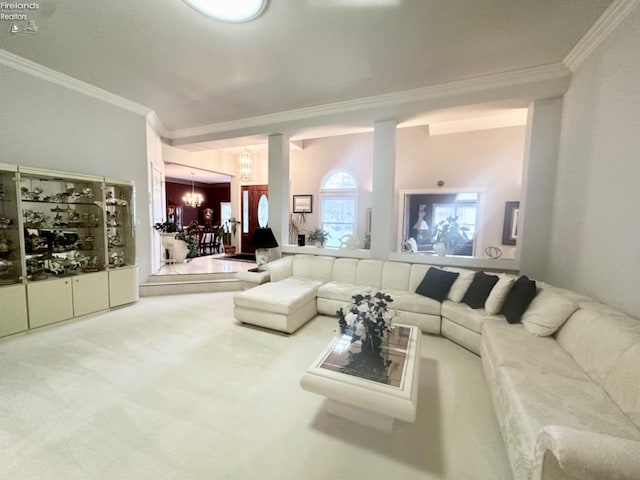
left=336, top=291, right=397, bottom=383
left=337, top=291, right=396, bottom=351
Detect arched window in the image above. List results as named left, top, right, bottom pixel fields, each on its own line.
left=320, top=170, right=358, bottom=248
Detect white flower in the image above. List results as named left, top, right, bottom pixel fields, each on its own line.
left=355, top=322, right=366, bottom=338
left=357, top=303, right=369, bottom=313
left=345, top=312, right=357, bottom=324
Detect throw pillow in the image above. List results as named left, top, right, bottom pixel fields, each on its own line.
left=444, top=267, right=475, bottom=303
left=522, top=290, right=579, bottom=336
left=462, top=272, right=499, bottom=309
left=485, top=274, right=516, bottom=314
left=501, top=275, right=537, bottom=324
left=415, top=267, right=459, bottom=302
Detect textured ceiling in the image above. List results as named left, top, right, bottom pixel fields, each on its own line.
left=1, top=0, right=613, bottom=132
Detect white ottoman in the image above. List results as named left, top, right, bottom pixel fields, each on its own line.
left=233, top=277, right=322, bottom=333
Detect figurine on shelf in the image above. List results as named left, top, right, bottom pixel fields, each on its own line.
left=81, top=187, right=94, bottom=199
left=84, top=255, right=101, bottom=272
left=0, top=236, right=10, bottom=256
left=26, top=231, right=48, bottom=253
left=106, top=210, right=120, bottom=227
left=108, top=231, right=124, bottom=247
left=0, top=216, right=12, bottom=228
left=21, top=186, right=44, bottom=201
left=26, top=255, right=47, bottom=281
left=0, top=258, right=16, bottom=285
left=79, top=235, right=94, bottom=250
left=109, top=251, right=125, bottom=268
left=23, top=210, right=50, bottom=228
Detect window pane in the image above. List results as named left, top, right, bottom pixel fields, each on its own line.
left=322, top=171, right=357, bottom=189
left=321, top=196, right=356, bottom=247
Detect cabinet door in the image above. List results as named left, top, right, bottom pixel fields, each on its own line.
left=72, top=271, right=109, bottom=317
left=0, top=284, right=28, bottom=337
left=108, top=266, right=138, bottom=307
left=27, top=278, right=73, bottom=328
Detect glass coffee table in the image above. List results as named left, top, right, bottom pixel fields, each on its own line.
left=300, top=324, right=421, bottom=432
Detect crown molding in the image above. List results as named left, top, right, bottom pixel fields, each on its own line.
left=146, top=111, right=169, bottom=139
left=0, top=48, right=152, bottom=117
left=168, top=63, right=570, bottom=141
left=563, top=0, right=639, bottom=71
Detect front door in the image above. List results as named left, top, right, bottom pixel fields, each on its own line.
left=240, top=184, right=268, bottom=253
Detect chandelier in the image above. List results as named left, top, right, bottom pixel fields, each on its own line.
left=239, top=150, right=252, bottom=182
left=183, top=173, right=204, bottom=208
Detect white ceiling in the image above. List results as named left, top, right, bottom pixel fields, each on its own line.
left=164, top=163, right=231, bottom=184
left=1, top=0, right=613, bottom=136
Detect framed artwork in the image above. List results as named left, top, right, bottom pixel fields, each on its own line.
left=293, top=194, right=313, bottom=213
left=502, top=201, right=520, bottom=245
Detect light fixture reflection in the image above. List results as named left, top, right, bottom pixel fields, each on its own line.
left=183, top=0, right=268, bottom=23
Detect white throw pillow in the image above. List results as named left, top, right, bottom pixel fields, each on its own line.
left=444, top=267, right=475, bottom=303
left=485, top=274, right=515, bottom=314
left=522, top=290, right=579, bottom=336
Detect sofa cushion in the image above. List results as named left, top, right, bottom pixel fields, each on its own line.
left=385, top=289, right=441, bottom=316
left=316, top=281, right=364, bottom=303
left=604, top=343, right=640, bottom=428
left=501, top=275, right=537, bottom=324
left=485, top=274, right=516, bottom=314
left=415, top=267, right=459, bottom=302
left=521, top=289, right=579, bottom=336
left=490, top=366, right=640, bottom=480
left=292, top=255, right=335, bottom=282
left=442, top=301, right=505, bottom=334
left=555, top=303, right=640, bottom=387
left=355, top=260, right=384, bottom=288
left=331, top=258, right=358, bottom=284
left=409, top=264, right=430, bottom=292
left=381, top=261, right=411, bottom=292
left=462, top=272, right=499, bottom=309
left=444, top=267, right=475, bottom=303
left=481, top=322, right=591, bottom=381
left=264, top=255, right=293, bottom=282
left=233, top=277, right=322, bottom=315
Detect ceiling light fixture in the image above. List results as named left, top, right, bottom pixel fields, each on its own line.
left=183, top=173, right=204, bottom=208
left=239, top=149, right=252, bottom=182
left=183, top=0, right=268, bottom=23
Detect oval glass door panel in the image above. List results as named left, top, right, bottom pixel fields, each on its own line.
left=257, top=194, right=269, bottom=228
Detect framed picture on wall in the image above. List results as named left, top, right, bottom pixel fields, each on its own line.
left=502, top=201, right=520, bottom=245
left=293, top=194, right=313, bottom=213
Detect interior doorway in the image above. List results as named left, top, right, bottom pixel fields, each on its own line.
left=241, top=184, right=268, bottom=253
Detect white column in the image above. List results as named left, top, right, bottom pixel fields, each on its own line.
left=268, top=133, right=290, bottom=249
left=518, top=97, right=563, bottom=278
left=370, top=120, right=397, bottom=260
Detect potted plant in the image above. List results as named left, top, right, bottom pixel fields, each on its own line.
left=222, top=218, right=240, bottom=254
left=307, top=228, right=330, bottom=247
left=153, top=221, right=188, bottom=262
left=430, top=215, right=469, bottom=256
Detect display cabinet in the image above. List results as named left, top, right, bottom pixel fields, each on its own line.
left=0, top=164, right=28, bottom=336
left=0, top=165, right=138, bottom=337
left=104, top=178, right=138, bottom=307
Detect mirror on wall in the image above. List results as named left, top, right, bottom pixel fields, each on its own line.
left=399, top=190, right=484, bottom=257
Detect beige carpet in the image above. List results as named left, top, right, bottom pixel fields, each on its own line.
left=0, top=292, right=512, bottom=479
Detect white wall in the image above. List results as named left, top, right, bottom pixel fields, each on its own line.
left=546, top=6, right=640, bottom=317
left=0, top=63, right=152, bottom=280
left=396, top=125, right=525, bottom=256
left=289, top=132, right=374, bottom=241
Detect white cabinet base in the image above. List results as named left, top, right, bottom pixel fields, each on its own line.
left=73, top=272, right=109, bottom=317
left=108, top=267, right=139, bottom=307
left=0, top=284, right=29, bottom=337
left=27, top=278, right=74, bottom=328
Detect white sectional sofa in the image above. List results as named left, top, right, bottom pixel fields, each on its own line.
left=233, top=254, right=640, bottom=480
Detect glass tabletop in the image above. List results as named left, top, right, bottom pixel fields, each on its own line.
left=319, top=326, right=412, bottom=387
